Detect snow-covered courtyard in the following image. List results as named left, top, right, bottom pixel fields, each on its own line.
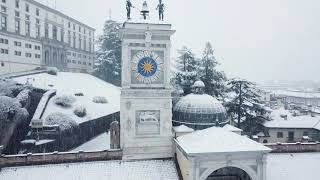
left=14, top=72, right=120, bottom=124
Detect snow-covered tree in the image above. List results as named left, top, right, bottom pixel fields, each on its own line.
left=225, top=78, right=270, bottom=135
left=198, top=42, right=227, bottom=98
left=174, top=46, right=198, bottom=95
left=93, top=20, right=122, bottom=86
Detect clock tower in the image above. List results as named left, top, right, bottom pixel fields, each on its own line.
left=120, top=21, right=175, bottom=159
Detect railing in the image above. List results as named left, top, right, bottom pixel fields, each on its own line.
left=0, top=149, right=122, bottom=168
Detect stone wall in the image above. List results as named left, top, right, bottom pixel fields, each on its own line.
left=0, top=149, right=122, bottom=168
left=266, top=142, right=320, bottom=153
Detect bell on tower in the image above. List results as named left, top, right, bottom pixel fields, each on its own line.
left=141, top=1, right=149, bottom=20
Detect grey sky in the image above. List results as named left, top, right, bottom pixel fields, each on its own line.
left=39, top=0, right=320, bottom=83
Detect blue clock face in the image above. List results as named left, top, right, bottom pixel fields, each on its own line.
left=137, top=57, right=158, bottom=77
left=132, top=51, right=163, bottom=84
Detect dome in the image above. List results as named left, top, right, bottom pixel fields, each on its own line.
left=173, top=93, right=227, bottom=130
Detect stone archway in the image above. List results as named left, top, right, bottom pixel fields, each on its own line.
left=200, top=163, right=257, bottom=180
left=206, top=167, right=252, bottom=180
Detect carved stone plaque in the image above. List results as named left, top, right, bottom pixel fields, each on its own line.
left=135, top=110, right=160, bottom=135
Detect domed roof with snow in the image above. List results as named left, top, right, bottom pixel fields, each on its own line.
left=192, top=80, right=205, bottom=88
left=173, top=82, right=227, bottom=130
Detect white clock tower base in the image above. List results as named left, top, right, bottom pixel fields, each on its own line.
left=120, top=21, right=175, bottom=160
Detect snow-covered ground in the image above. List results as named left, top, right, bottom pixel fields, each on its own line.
left=71, top=132, right=110, bottom=152
left=266, top=153, right=320, bottom=180
left=0, top=153, right=318, bottom=180
left=14, top=72, right=120, bottom=124
left=0, top=159, right=179, bottom=180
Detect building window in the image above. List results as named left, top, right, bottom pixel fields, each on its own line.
left=35, top=54, right=41, bottom=58
left=73, top=24, right=75, bottom=30
left=52, top=26, right=57, bottom=40
left=25, top=15, right=30, bottom=21
left=1, top=6, right=6, bottom=13
left=68, top=31, right=71, bottom=45
left=1, top=0, right=6, bottom=3
left=79, top=26, right=81, bottom=32
left=1, top=48, right=8, bottom=54
left=15, top=11, right=19, bottom=17
left=15, top=0, right=19, bottom=8
left=89, top=38, right=92, bottom=52
left=61, top=30, right=64, bottom=42
left=14, top=41, right=21, bottom=46
left=78, top=54, right=81, bottom=58
left=73, top=32, right=76, bottom=48
left=25, top=22, right=30, bottom=36
left=25, top=43, right=32, bottom=49
left=45, top=23, right=48, bottom=38
left=36, top=18, right=40, bottom=24
left=68, top=22, right=71, bottom=28
left=72, top=60, right=76, bottom=63
left=14, top=51, right=21, bottom=56
left=1, top=15, right=7, bottom=31
left=89, top=63, right=92, bottom=66
left=79, top=36, right=82, bottom=49
left=277, top=132, right=283, bottom=138
left=25, top=3, right=29, bottom=12
left=35, top=45, right=41, bottom=50
left=303, top=131, right=309, bottom=136
left=15, top=19, right=20, bottom=34
left=36, top=25, right=40, bottom=38
left=0, top=38, right=8, bottom=44
left=36, top=8, right=40, bottom=16
left=78, top=61, right=81, bottom=64
left=1, top=62, right=4, bottom=67
left=25, top=53, right=31, bottom=58
left=83, top=62, right=87, bottom=65
left=84, top=37, right=87, bottom=51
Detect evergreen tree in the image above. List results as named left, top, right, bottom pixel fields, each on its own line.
left=198, top=42, right=227, bottom=98
left=225, top=78, right=269, bottom=136
left=174, top=46, right=198, bottom=95
left=94, top=20, right=122, bottom=86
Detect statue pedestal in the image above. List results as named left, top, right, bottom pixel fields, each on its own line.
left=120, top=22, right=175, bottom=160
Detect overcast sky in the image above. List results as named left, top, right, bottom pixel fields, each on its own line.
left=38, top=0, right=320, bottom=83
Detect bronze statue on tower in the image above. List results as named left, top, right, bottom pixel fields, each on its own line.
left=156, top=0, right=165, bottom=21
left=126, top=0, right=133, bottom=20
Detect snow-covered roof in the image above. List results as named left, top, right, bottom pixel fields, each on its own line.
left=173, top=125, right=194, bottom=133
left=176, top=127, right=270, bottom=155
left=266, top=153, right=320, bottom=180
left=272, top=89, right=320, bottom=99
left=264, top=108, right=320, bottom=130
left=0, top=159, right=179, bottom=180
left=223, top=124, right=243, bottom=132
left=71, top=132, right=110, bottom=152
left=192, top=80, right=205, bottom=88
left=14, top=72, right=120, bottom=124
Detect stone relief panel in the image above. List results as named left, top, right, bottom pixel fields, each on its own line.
left=135, top=110, right=160, bottom=136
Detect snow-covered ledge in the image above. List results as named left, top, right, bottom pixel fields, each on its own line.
left=174, top=127, right=271, bottom=180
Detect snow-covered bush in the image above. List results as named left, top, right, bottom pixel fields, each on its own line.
left=73, top=105, right=87, bottom=117
left=45, top=113, right=78, bottom=132
left=53, top=95, right=76, bottom=107
left=47, top=67, right=58, bottom=75
left=92, top=96, right=108, bottom=104
left=16, top=89, right=31, bottom=108
left=0, top=96, right=22, bottom=122
left=0, top=79, right=24, bottom=97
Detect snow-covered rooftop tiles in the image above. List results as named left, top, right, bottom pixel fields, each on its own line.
left=0, top=159, right=179, bottom=180
left=176, top=127, right=270, bottom=155
left=14, top=72, right=120, bottom=124
left=264, top=108, right=320, bottom=130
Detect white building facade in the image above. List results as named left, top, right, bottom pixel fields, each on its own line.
left=0, top=0, right=95, bottom=75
